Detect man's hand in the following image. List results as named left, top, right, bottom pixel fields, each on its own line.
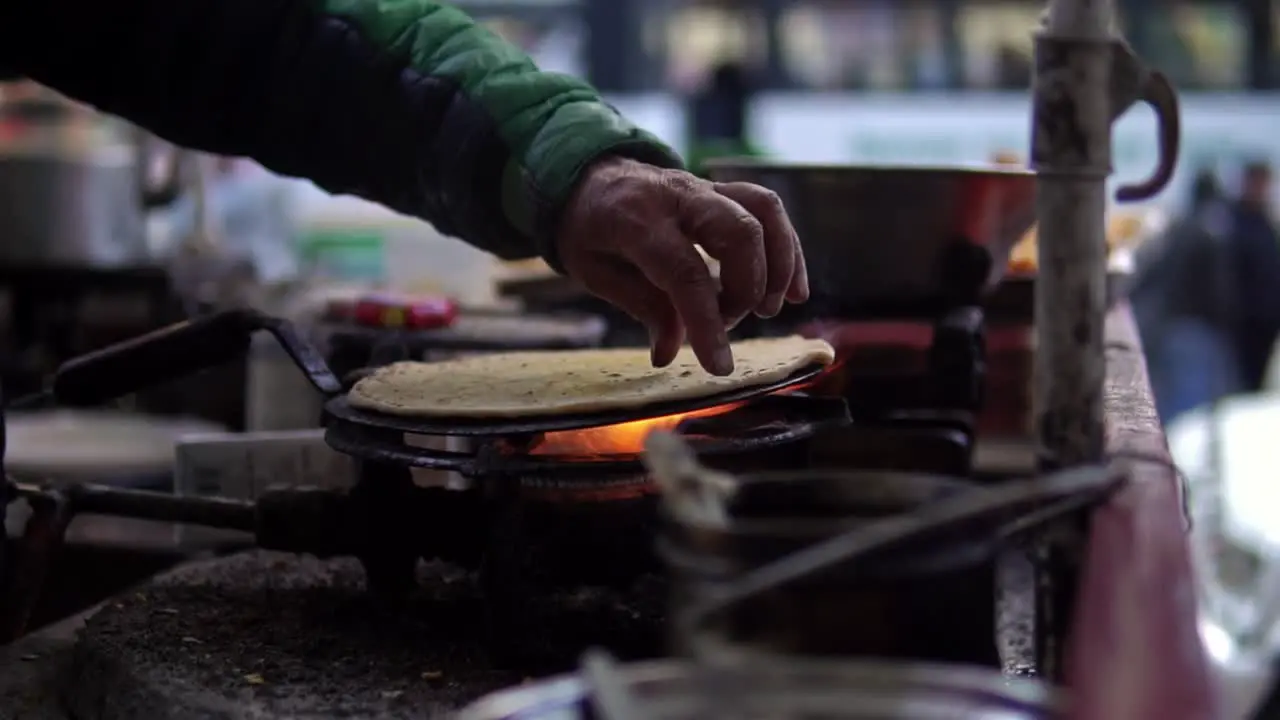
left=556, top=157, right=809, bottom=376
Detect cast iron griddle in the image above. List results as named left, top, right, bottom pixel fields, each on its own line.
left=324, top=363, right=827, bottom=436
left=62, top=552, right=665, bottom=720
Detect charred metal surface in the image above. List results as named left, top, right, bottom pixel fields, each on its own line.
left=1, top=388, right=836, bottom=646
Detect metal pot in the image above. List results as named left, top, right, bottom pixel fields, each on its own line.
left=454, top=657, right=1064, bottom=719
left=703, top=162, right=1038, bottom=316
left=0, top=95, right=182, bottom=269
left=658, top=470, right=1001, bottom=663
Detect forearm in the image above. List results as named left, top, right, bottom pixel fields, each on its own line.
left=0, top=0, right=682, bottom=263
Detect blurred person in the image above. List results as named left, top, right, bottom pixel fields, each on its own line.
left=995, top=46, right=1032, bottom=89
left=0, top=0, right=809, bottom=378
left=1226, top=161, right=1280, bottom=392
left=1131, top=170, right=1241, bottom=422
left=685, top=62, right=767, bottom=178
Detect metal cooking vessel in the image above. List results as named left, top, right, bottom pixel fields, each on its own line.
left=704, top=161, right=1037, bottom=315
left=455, top=657, right=1063, bottom=719
left=0, top=96, right=182, bottom=269
left=659, top=470, right=998, bottom=661
left=661, top=470, right=986, bottom=579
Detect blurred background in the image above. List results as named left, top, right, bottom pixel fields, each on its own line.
left=4, top=0, right=1280, bottom=717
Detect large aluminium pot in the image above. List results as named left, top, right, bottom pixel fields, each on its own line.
left=0, top=97, right=182, bottom=269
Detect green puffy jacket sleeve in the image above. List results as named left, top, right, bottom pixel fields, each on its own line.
left=0, top=0, right=684, bottom=266
left=320, top=1, right=685, bottom=265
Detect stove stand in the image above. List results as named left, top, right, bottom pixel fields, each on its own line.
left=1, top=382, right=848, bottom=654
left=322, top=391, right=849, bottom=658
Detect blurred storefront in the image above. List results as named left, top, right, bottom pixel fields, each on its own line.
left=456, top=0, right=1277, bottom=92
left=552, top=0, right=1272, bottom=92
left=462, top=0, right=1280, bottom=207
left=451, top=0, right=587, bottom=76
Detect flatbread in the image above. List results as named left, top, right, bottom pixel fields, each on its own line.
left=347, top=335, right=836, bottom=418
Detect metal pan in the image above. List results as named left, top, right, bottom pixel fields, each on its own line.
left=704, top=161, right=1037, bottom=317
left=321, top=363, right=828, bottom=438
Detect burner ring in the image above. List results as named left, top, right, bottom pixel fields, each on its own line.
left=323, top=394, right=850, bottom=478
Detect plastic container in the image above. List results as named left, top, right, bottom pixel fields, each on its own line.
left=292, top=184, right=500, bottom=304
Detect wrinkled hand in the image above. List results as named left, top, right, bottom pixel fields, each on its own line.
left=556, top=157, right=809, bottom=376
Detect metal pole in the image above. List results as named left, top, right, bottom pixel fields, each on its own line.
left=1030, top=0, right=1115, bottom=679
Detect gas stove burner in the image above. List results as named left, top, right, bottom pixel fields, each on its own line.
left=323, top=386, right=846, bottom=478
left=0, top=310, right=851, bottom=647
left=326, top=387, right=849, bottom=623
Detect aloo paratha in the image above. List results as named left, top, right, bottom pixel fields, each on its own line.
left=347, top=335, right=835, bottom=418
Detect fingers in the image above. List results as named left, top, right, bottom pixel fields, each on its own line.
left=576, top=260, right=685, bottom=367
left=623, top=222, right=733, bottom=376
left=668, top=176, right=766, bottom=327
left=711, top=180, right=798, bottom=315
left=554, top=160, right=812, bottom=379
left=788, top=238, right=810, bottom=302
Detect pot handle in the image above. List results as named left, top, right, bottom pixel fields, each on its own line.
left=1114, top=70, right=1180, bottom=203
left=679, top=464, right=1126, bottom=638
left=15, top=308, right=341, bottom=409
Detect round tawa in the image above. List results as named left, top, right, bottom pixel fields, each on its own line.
left=323, top=363, right=826, bottom=437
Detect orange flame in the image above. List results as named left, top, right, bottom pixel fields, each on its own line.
left=527, top=365, right=841, bottom=458
left=531, top=403, right=743, bottom=457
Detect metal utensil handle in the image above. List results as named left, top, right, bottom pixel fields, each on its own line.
left=256, top=315, right=344, bottom=396
left=42, top=308, right=340, bottom=408
left=1114, top=70, right=1180, bottom=202
left=680, top=464, right=1126, bottom=638
left=581, top=650, right=645, bottom=720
